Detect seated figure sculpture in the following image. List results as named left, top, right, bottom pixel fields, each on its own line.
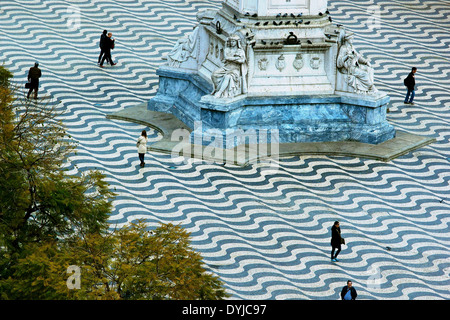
left=211, top=34, right=248, bottom=98
left=337, top=30, right=378, bottom=94
left=167, top=26, right=200, bottom=68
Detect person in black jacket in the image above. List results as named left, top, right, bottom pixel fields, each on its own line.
left=331, top=221, right=343, bottom=262
left=341, top=280, right=357, bottom=300
left=27, top=62, right=41, bottom=99
left=404, top=67, right=417, bottom=105
left=99, top=32, right=116, bottom=67
left=98, top=30, right=108, bottom=64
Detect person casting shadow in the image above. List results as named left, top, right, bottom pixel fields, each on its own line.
left=98, top=30, right=108, bottom=64
left=137, top=130, right=148, bottom=167
left=331, top=221, right=343, bottom=262
left=99, top=32, right=116, bottom=67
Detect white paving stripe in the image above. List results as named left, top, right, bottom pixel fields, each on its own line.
left=0, top=0, right=449, bottom=300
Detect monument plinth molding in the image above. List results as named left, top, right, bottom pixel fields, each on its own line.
left=147, top=0, right=396, bottom=148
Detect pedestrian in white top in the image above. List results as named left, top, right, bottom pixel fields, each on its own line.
left=137, top=130, right=148, bottom=167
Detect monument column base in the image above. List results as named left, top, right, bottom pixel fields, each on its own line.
left=148, top=67, right=396, bottom=148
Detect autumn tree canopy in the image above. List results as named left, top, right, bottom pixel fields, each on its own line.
left=0, top=66, right=228, bottom=300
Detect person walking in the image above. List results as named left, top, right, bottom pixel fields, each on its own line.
left=331, top=221, right=344, bottom=262
left=98, top=30, right=108, bottom=64
left=137, top=130, right=148, bottom=167
left=27, top=62, right=41, bottom=99
left=340, top=280, right=357, bottom=300
left=404, top=67, right=417, bottom=105
left=99, top=32, right=116, bottom=67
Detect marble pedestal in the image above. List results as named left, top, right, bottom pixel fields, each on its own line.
left=147, top=0, right=397, bottom=149
left=148, top=66, right=396, bottom=147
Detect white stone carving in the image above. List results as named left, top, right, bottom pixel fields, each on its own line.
left=224, top=0, right=327, bottom=16
left=258, top=57, right=269, bottom=71
left=275, top=54, right=286, bottom=72
left=211, top=34, right=248, bottom=98
left=336, top=30, right=378, bottom=94
left=293, top=54, right=304, bottom=71
left=167, top=26, right=200, bottom=68
left=310, top=56, right=321, bottom=70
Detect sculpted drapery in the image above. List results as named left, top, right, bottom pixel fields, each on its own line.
left=337, top=30, right=377, bottom=94
left=167, top=26, right=200, bottom=68
left=211, top=34, right=248, bottom=98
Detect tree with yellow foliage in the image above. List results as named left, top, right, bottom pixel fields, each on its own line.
left=0, top=66, right=228, bottom=300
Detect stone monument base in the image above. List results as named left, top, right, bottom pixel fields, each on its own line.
left=106, top=104, right=434, bottom=165
left=148, top=66, right=396, bottom=148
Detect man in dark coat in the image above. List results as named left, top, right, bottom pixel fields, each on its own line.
left=331, top=221, right=342, bottom=262
left=98, top=30, right=108, bottom=64
left=341, top=280, right=357, bottom=300
left=99, top=32, right=116, bottom=67
left=27, top=62, right=41, bottom=99
left=404, top=67, right=417, bottom=105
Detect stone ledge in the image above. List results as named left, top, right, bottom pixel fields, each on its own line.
left=106, top=104, right=436, bottom=165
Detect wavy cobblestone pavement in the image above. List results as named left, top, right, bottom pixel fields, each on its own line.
left=0, top=0, right=449, bottom=300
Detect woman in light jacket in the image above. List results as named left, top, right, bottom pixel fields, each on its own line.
left=137, top=130, right=148, bottom=167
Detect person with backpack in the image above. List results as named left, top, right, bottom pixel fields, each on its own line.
left=404, top=67, right=417, bottom=105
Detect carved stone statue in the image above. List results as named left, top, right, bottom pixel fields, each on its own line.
left=211, top=34, right=247, bottom=98
left=167, top=26, right=200, bottom=67
left=337, top=30, right=378, bottom=94
left=147, top=0, right=397, bottom=149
